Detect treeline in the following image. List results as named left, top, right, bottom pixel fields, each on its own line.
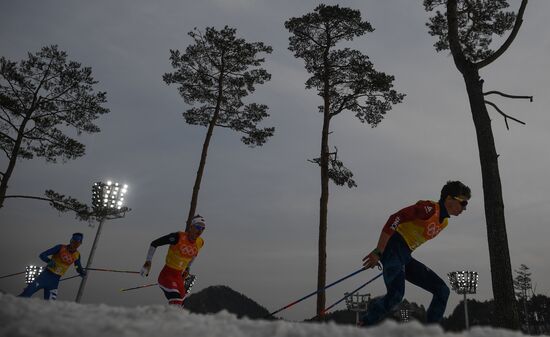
left=442, top=295, right=550, bottom=334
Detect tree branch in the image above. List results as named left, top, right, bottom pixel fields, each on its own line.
left=476, top=0, right=529, bottom=69
left=0, top=130, right=17, bottom=143
left=447, top=0, right=471, bottom=73
left=485, top=100, right=526, bottom=130
left=484, top=90, right=533, bottom=102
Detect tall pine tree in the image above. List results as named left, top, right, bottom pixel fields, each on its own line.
left=285, top=5, right=404, bottom=316
left=164, top=26, right=274, bottom=227
left=424, top=0, right=530, bottom=329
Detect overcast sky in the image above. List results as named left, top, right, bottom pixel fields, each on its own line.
left=1, top=0, right=549, bottom=321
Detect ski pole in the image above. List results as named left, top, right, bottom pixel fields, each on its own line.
left=85, top=268, right=140, bottom=274
left=320, top=271, right=383, bottom=316
left=60, top=275, right=81, bottom=282
left=266, top=267, right=366, bottom=318
left=120, top=282, right=158, bottom=292
left=0, top=271, right=26, bottom=280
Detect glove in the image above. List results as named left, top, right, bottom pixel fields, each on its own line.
left=140, top=261, right=151, bottom=277
left=47, top=259, right=56, bottom=269
left=79, top=270, right=87, bottom=277
left=362, top=248, right=382, bottom=269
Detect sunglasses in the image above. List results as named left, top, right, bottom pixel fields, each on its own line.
left=453, top=196, right=468, bottom=207
left=193, top=224, right=205, bottom=231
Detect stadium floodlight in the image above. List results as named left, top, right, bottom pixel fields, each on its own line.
left=400, top=309, right=409, bottom=323
left=25, top=265, right=43, bottom=284
left=77, top=180, right=129, bottom=303
left=448, top=270, right=479, bottom=330
left=345, top=293, right=371, bottom=325
left=92, top=181, right=128, bottom=211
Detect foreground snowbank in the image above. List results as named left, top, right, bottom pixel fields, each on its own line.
left=0, top=294, right=534, bottom=337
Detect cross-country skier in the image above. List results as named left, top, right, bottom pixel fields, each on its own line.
left=18, top=233, right=86, bottom=300
left=360, top=181, right=471, bottom=326
left=140, top=215, right=205, bottom=306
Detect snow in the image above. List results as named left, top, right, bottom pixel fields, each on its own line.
left=0, top=294, right=538, bottom=337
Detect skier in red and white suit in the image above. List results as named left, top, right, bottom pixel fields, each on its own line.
left=140, top=215, right=205, bottom=306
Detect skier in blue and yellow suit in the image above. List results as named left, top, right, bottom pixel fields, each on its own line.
left=361, top=181, right=471, bottom=326
left=19, top=233, right=86, bottom=300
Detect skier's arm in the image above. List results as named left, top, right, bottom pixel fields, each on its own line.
left=184, top=238, right=204, bottom=276
left=140, top=233, right=179, bottom=277
left=183, top=258, right=196, bottom=277
left=39, top=245, right=62, bottom=264
left=363, top=231, right=391, bottom=269
left=74, top=256, right=86, bottom=277
left=363, top=201, right=435, bottom=269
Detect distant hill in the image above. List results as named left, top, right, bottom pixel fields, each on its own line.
left=184, top=285, right=272, bottom=319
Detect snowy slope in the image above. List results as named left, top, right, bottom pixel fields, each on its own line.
left=0, top=294, right=535, bottom=337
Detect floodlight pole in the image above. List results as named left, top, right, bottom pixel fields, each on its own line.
left=75, top=217, right=106, bottom=302
left=345, top=292, right=370, bottom=325
left=463, top=292, right=469, bottom=330
left=448, top=270, right=478, bottom=331
left=75, top=181, right=129, bottom=303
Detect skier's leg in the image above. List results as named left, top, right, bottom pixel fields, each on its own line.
left=18, top=279, right=42, bottom=298
left=44, top=288, right=58, bottom=301
left=158, top=266, right=184, bottom=306
left=40, top=270, right=61, bottom=301
left=18, top=270, right=50, bottom=298
left=360, top=255, right=405, bottom=325
left=405, top=258, right=450, bottom=323
left=160, top=287, right=184, bottom=306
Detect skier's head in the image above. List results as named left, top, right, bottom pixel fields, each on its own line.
left=71, top=232, right=84, bottom=243
left=441, top=180, right=471, bottom=216
left=69, top=232, right=83, bottom=250
left=187, top=215, right=205, bottom=240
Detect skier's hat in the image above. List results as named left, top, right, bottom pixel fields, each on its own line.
left=71, top=232, right=84, bottom=242
left=191, top=215, right=206, bottom=229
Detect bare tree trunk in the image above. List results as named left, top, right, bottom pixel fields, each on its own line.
left=186, top=68, right=224, bottom=229
left=316, top=48, right=331, bottom=315
left=186, top=115, right=218, bottom=229
left=462, top=68, right=520, bottom=330
left=317, top=110, right=330, bottom=317
left=0, top=114, right=31, bottom=209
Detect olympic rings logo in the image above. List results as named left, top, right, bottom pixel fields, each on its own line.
left=60, top=253, right=75, bottom=264
left=178, top=245, right=198, bottom=257
left=425, top=223, right=442, bottom=238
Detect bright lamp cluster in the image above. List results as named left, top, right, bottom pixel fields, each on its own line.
left=92, top=181, right=128, bottom=211
left=345, top=293, right=370, bottom=311
left=448, top=270, right=479, bottom=294
left=400, top=309, right=410, bottom=322
left=25, top=265, right=43, bottom=284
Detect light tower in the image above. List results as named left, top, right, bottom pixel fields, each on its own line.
left=448, top=270, right=479, bottom=330
left=345, top=292, right=371, bottom=325
left=75, top=181, right=129, bottom=302
left=25, top=265, right=44, bottom=284
left=399, top=309, right=410, bottom=323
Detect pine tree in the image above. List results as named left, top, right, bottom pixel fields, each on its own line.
left=0, top=45, right=109, bottom=214
left=514, top=264, right=533, bottom=333
left=163, top=26, right=274, bottom=227
left=285, top=5, right=404, bottom=316
left=424, top=0, right=531, bottom=329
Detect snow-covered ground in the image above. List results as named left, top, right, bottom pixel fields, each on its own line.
left=0, top=294, right=536, bottom=337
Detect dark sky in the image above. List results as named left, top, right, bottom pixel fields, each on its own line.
left=1, top=0, right=549, bottom=321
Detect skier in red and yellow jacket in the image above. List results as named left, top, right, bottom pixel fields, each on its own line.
left=140, top=215, right=205, bottom=306
left=361, top=181, right=471, bottom=326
